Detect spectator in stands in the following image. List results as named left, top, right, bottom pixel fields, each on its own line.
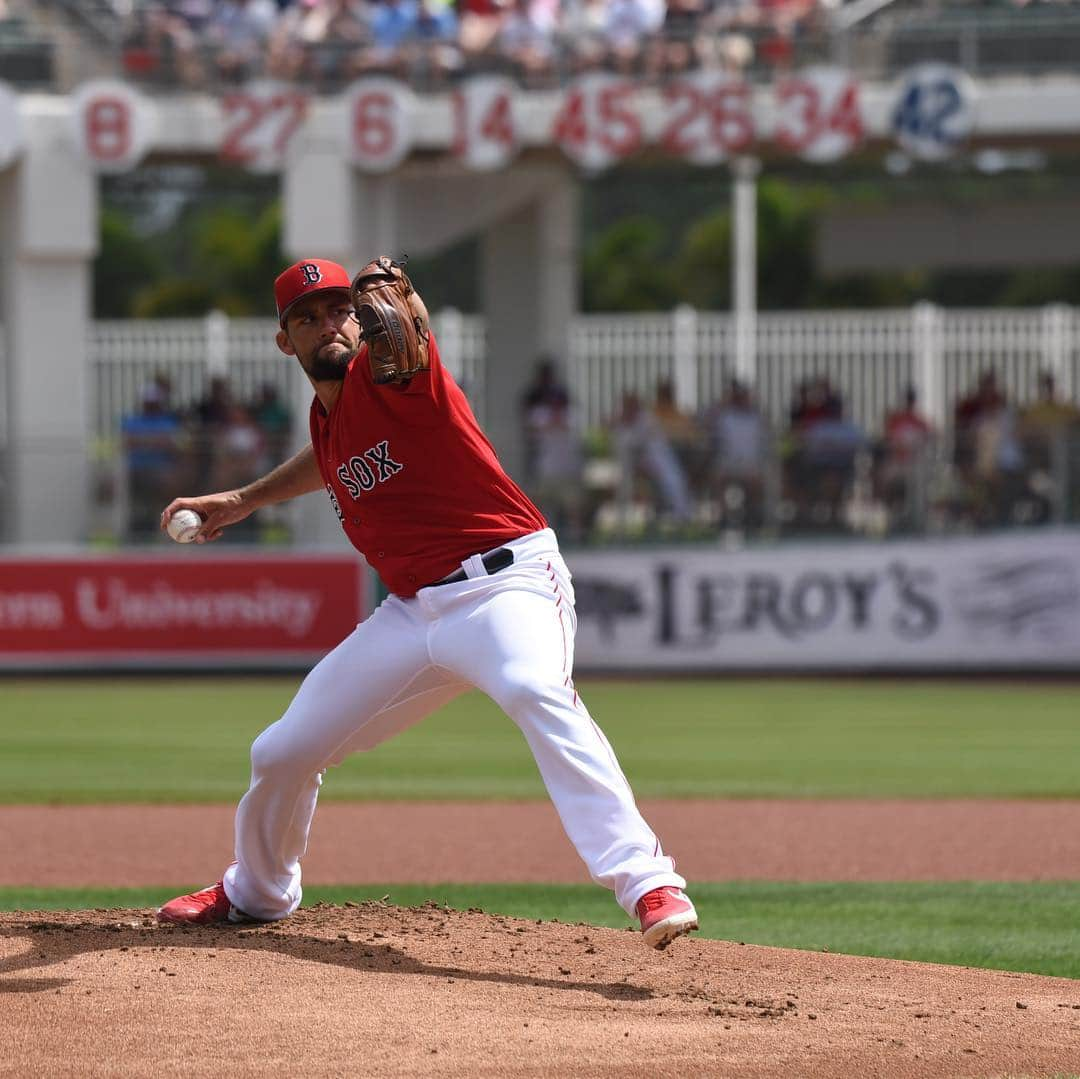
left=205, top=0, right=278, bottom=82
left=268, top=0, right=372, bottom=84
left=494, top=0, right=559, bottom=83
left=137, top=0, right=215, bottom=84
left=252, top=381, right=292, bottom=464
left=211, top=404, right=268, bottom=490
left=646, top=0, right=707, bottom=77
left=694, top=16, right=754, bottom=74
left=789, top=375, right=838, bottom=433
left=458, top=0, right=510, bottom=60
left=195, top=375, right=234, bottom=428
left=412, top=0, right=463, bottom=78
left=751, top=0, right=818, bottom=70
left=953, top=369, right=1004, bottom=480
left=122, top=377, right=189, bottom=540
left=653, top=377, right=705, bottom=489
left=705, top=377, right=769, bottom=529
left=953, top=370, right=1025, bottom=526
left=799, top=394, right=867, bottom=529
left=653, top=378, right=696, bottom=446
left=559, top=0, right=609, bottom=73
left=521, top=357, right=570, bottom=463
left=1019, top=370, right=1080, bottom=471
left=205, top=404, right=267, bottom=539
left=612, top=390, right=694, bottom=524
left=960, top=373, right=1026, bottom=526
left=358, top=0, right=460, bottom=80
left=520, top=358, right=585, bottom=539
left=879, top=384, right=934, bottom=529
left=603, top=0, right=667, bottom=74
left=191, top=375, right=234, bottom=487
left=527, top=395, right=586, bottom=543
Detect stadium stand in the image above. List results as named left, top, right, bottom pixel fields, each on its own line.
left=16, top=0, right=1079, bottom=92
left=0, top=10, right=56, bottom=86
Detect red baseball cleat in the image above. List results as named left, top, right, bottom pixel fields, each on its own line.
left=156, top=881, right=250, bottom=926
left=636, top=886, right=699, bottom=949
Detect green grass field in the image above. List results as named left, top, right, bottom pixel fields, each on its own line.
left=3, top=676, right=1079, bottom=979
left=1, top=677, right=1079, bottom=801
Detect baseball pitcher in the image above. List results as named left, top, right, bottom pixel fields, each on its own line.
left=157, top=257, right=697, bottom=949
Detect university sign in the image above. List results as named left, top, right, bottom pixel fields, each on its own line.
left=0, top=554, right=367, bottom=669
left=567, top=531, right=1080, bottom=670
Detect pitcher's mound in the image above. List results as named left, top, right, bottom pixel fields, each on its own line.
left=2, top=903, right=1078, bottom=1078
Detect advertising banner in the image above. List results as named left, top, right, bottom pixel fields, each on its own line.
left=0, top=554, right=367, bottom=669
left=567, top=531, right=1080, bottom=671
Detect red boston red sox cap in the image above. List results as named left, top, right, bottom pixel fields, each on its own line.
left=274, top=258, right=352, bottom=325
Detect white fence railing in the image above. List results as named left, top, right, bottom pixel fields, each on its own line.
left=90, top=304, right=1080, bottom=439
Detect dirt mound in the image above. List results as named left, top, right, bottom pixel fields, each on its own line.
left=2, top=904, right=1079, bottom=1078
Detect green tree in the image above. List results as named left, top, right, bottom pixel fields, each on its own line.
left=754, top=178, right=821, bottom=310
left=93, top=209, right=163, bottom=318
left=582, top=216, right=678, bottom=311
left=133, top=201, right=284, bottom=317
left=679, top=210, right=730, bottom=309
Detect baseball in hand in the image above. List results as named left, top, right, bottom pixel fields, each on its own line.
left=166, top=508, right=203, bottom=544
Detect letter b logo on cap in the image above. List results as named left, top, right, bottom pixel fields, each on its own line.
left=300, top=263, right=323, bottom=285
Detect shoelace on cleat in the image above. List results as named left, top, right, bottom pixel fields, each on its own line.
left=639, top=888, right=679, bottom=913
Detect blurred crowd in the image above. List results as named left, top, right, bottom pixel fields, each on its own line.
left=115, top=0, right=822, bottom=88
left=518, top=360, right=1080, bottom=543
left=120, top=373, right=291, bottom=540
left=120, top=361, right=1080, bottom=544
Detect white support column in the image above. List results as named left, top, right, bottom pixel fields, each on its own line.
left=912, top=301, right=946, bottom=432
left=283, top=144, right=363, bottom=265
left=533, top=171, right=579, bottom=364
left=205, top=309, right=229, bottom=378
left=431, top=307, right=465, bottom=383
left=481, top=170, right=579, bottom=482
left=0, top=116, right=96, bottom=545
left=671, top=304, right=698, bottom=413
left=731, top=156, right=760, bottom=389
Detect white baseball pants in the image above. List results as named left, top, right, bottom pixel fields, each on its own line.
left=223, top=528, right=684, bottom=921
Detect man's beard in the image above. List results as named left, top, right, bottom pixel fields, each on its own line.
left=304, top=343, right=355, bottom=382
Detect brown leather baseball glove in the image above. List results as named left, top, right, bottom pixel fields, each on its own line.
left=350, top=256, right=431, bottom=385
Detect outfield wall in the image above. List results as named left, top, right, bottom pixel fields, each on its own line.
left=0, top=531, right=1076, bottom=672
left=0, top=552, right=367, bottom=670
left=569, top=529, right=1080, bottom=672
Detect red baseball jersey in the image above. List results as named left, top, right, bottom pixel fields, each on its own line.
left=309, top=333, right=547, bottom=597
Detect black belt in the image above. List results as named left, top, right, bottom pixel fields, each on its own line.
left=427, top=547, right=514, bottom=588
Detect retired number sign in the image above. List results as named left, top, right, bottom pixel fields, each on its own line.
left=891, top=64, right=976, bottom=161
left=221, top=81, right=308, bottom=173
left=70, top=80, right=153, bottom=173
left=345, top=78, right=412, bottom=173
left=452, top=76, right=519, bottom=171
left=774, top=66, right=863, bottom=164
left=43, top=65, right=995, bottom=174
left=661, top=72, right=753, bottom=165
left=551, top=74, right=642, bottom=172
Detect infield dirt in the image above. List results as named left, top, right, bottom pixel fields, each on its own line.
left=5, top=799, right=1080, bottom=1076
left=3, top=903, right=1080, bottom=1078
left=5, top=799, right=1080, bottom=886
